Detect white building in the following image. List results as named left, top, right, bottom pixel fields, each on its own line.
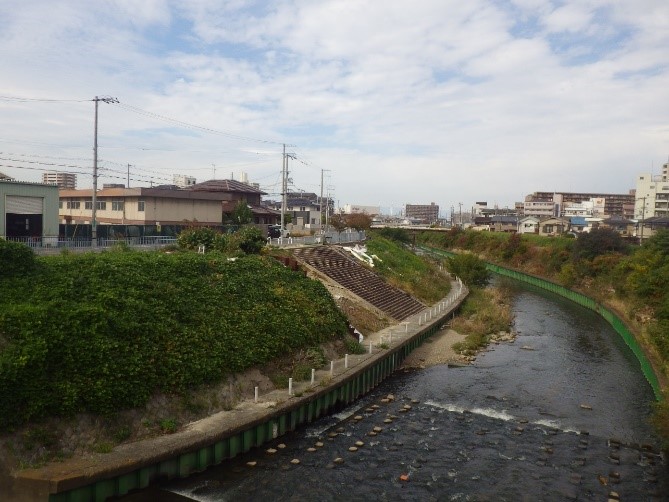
left=342, top=204, right=380, bottom=216
left=635, top=164, right=669, bottom=219
left=173, top=174, right=196, bottom=188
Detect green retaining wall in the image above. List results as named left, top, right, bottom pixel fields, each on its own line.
left=48, top=299, right=462, bottom=502
left=424, top=246, right=662, bottom=401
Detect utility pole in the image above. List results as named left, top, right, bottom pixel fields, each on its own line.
left=127, top=163, right=132, bottom=188
left=320, top=169, right=330, bottom=234
left=638, top=196, right=646, bottom=244
left=92, top=96, right=118, bottom=244
left=280, top=145, right=286, bottom=237
left=459, top=202, right=463, bottom=227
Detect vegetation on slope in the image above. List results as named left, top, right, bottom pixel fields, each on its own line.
left=0, top=243, right=348, bottom=431
left=366, top=231, right=451, bottom=303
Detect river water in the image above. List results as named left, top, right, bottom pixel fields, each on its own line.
left=125, top=282, right=668, bottom=501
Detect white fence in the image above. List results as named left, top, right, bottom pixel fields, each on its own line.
left=267, top=230, right=366, bottom=247
left=4, top=236, right=178, bottom=254
left=5, top=230, right=366, bottom=254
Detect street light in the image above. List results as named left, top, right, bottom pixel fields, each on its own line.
left=92, top=96, right=118, bottom=244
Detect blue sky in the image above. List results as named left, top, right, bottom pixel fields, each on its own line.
left=0, top=0, right=668, bottom=213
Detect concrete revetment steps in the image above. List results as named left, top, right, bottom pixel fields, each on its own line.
left=292, top=246, right=425, bottom=321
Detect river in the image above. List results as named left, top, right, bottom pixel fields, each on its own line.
left=123, top=281, right=668, bottom=501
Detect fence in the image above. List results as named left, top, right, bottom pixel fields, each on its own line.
left=4, top=236, right=178, bottom=254
left=5, top=230, right=366, bottom=255
left=267, top=230, right=366, bottom=247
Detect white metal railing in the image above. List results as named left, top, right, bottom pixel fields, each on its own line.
left=267, top=230, right=366, bottom=248
left=6, top=230, right=364, bottom=254
left=3, top=236, right=177, bottom=254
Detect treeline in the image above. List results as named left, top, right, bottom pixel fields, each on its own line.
left=0, top=241, right=348, bottom=430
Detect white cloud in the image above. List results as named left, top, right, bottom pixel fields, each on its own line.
left=0, top=0, right=668, bottom=211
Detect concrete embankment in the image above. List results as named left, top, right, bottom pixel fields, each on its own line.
left=5, top=282, right=468, bottom=502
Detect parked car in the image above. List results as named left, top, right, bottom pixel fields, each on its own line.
left=268, top=225, right=288, bottom=238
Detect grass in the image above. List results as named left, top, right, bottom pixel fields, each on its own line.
left=366, top=233, right=451, bottom=303
left=451, top=286, right=514, bottom=356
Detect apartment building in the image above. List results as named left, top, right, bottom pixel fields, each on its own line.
left=42, top=171, right=76, bottom=189
left=405, top=202, right=439, bottom=224
left=173, top=174, right=196, bottom=188
left=524, top=191, right=634, bottom=218
left=635, top=163, right=669, bottom=219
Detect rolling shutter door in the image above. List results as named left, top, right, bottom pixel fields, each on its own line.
left=5, top=195, right=43, bottom=214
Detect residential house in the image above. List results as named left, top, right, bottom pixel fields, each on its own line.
left=285, top=196, right=322, bottom=231
left=569, top=216, right=587, bottom=234
left=538, top=217, right=570, bottom=236
left=517, top=216, right=540, bottom=234
left=600, top=215, right=635, bottom=238
left=489, top=215, right=518, bottom=233
left=636, top=216, right=669, bottom=241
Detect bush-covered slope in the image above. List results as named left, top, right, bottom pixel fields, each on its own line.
left=0, top=248, right=348, bottom=430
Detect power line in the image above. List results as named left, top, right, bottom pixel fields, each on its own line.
left=0, top=94, right=90, bottom=103
left=111, top=101, right=292, bottom=147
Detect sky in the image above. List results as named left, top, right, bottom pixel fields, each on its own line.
left=0, top=0, right=668, bottom=215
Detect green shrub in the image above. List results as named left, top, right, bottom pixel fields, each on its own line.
left=159, top=418, right=178, bottom=434
left=233, top=225, right=266, bottom=254
left=0, top=239, right=35, bottom=277
left=176, top=226, right=219, bottom=251
left=0, top=253, right=348, bottom=430
left=445, top=253, right=490, bottom=287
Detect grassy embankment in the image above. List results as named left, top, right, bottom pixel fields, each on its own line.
left=417, top=227, right=669, bottom=444
left=0, top=243, right=349, bottom=465
left=365, top=233, right=452, bottom=304
left=368, top=229, right=514, bottom=356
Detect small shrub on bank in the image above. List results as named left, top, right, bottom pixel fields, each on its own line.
left=0, top=239, right=35, bottom=277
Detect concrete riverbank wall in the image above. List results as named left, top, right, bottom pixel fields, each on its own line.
left=9, top=283, right=468, bottom=502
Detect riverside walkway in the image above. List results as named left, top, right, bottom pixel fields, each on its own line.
left=8, top=275, right=468, bottom=502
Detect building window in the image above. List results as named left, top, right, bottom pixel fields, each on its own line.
left=300, top=206, right=305, bottom=211
left=59, top=201, right=63, bottom=209
left=66, top=201, right=80, bottom=209
left=85, top=201, right=92, bottom=210
left=112, top=200, right=124, bottom=211
left=138, top=200, right=145, bottom=212
left=97, top=201, right=106, bottom=210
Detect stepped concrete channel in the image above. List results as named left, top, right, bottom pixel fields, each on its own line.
left=6, top=245, right=468, bottom=502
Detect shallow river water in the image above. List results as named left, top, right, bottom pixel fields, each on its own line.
left=124, top=282, right=668, bottom=501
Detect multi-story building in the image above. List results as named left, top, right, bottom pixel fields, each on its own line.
left=173, top=174, right=196, bottom=188
left=342, top=204, right=380, bottom=216
left=42, top=171, right=76, bottom=189
left=405, top=202, right=439, bottom=224
left=524, top=191, right=634, bottom=218
left=635, top=163, right=669, bottom=219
